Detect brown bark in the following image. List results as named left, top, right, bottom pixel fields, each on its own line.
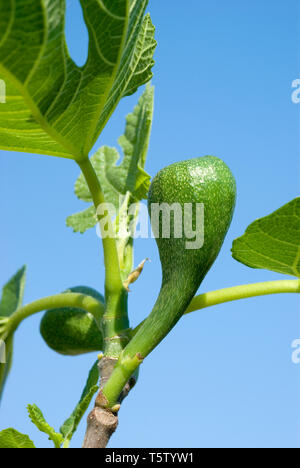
left=82, top=357, right=136, bottom=448
left=83, top=407, right=118, bottom=448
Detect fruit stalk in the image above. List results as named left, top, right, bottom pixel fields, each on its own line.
left=98, top=269, right=204, bottom=407
left=6, top=292, right=105, bottom=337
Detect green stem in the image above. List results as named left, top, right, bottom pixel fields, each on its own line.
left=102, top=289, right=130, bottom=359
left=78, top=159, right=129, bottom=360
left=185, top=279, right=300, bottom=314
left=2, top=293, right=105, bottom=339
left=62, top=440, right=70, bottom=449
left=132, top=279, right=300, bottom=336
left=77, top=159, right=123, bottom=296
left=102, top=279, right=300, bottom=408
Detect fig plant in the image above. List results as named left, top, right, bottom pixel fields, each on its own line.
left=0, top=0, right=299, bottom=449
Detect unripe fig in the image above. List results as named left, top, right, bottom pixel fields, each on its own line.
left=40, top=286, right=104, bottom=356
left=122, top=156, right=236, bottom=361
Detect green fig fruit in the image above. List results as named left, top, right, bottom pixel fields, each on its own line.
left=122, top=156, right=236, bottom=361
left=40, top=286, right=104, bottom=356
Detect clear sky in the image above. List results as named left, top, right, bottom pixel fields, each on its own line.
left=0, top=0, right=300, bottom=448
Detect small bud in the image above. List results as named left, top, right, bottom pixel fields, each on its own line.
left=123, top=258, right=150, bottom=292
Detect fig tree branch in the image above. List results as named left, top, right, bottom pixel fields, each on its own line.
left=82, top=356, right=136, bottom=449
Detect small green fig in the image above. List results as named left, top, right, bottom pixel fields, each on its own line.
left=40, top=286, right=104, bottom=356
left=121, top=156, right=236, bottom=361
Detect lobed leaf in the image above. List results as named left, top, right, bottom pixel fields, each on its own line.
left=110, top=83, right=154, bottom=199
left=27, top=404, right=63, bottom=449
left=65, top=206, right=97, bottom=234
left=232, top=198, right=300, bottom=277
left=0, top=0, right=155, bottom=160
left=0, top=428, right=35, bottom=449
left=122, top=14, right=156, bottom=97
left=67, top=85, right=154, bottom=234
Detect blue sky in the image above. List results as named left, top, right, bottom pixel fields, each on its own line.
left=0, top=0, right=299, bottom=448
